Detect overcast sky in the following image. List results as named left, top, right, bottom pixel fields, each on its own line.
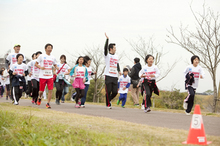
left=0, top=0, right=219, bottom=92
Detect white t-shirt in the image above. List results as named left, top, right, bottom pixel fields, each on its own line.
left=118, top=75, right=131, bottom=94
left=10, top=63, right=28, bottom=81
left=31, top=59, right=40, bottom=81
left=75, top=66, right=86, bottom=78
left=85, top=66, right=92, bottom=84
left=36, top=54, right=57, bottom=79
left=3, top=69, right=10, bottom=85
left=139, top=64, right=160, bottom=80
left=104, top=53, right=119, bottom=78
left=56, top=63, right=70, bottom=80
left=6, top=52, right=26, bottom=66
left=184, top=64, right=205, bottom=89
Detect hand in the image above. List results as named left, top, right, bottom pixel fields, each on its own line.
left=83, top=78, right=86, bottom=83
left=123, top=87, right=126, bottom=90
left=13, top=72, right=17, bottom=75
left=93, top=71, right=97, bottom=74
left=137, top=85, right=139, bottom=88
left=150, top=74, right=155, bottom=78
left=105, top=33, right=109, bottom=39
left=40, top=67, right=45, bottom=70
left=119, top=72, right=122, bottom=76
left=29, top=72, right=32, bottom=77
left=141, top=74, right=146, bottom=78
left=22, top=73, right=25, bottom=76
left=200, top=75, right=203, bottom=79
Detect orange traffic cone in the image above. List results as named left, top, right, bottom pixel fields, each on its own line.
left=182, top=104, right=212, bottom=145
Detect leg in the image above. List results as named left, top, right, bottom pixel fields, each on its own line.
left=121, top=93, right=127, bottom=107
left=143, top=83, right=152, bottom=108
left=130, top=84, right=138, bottom=105
left=110, top=77, right=118, bottom=101
left=75, top=88, right=81, bottom=103
left=105, top=76, right=113, bottom=106
left=136, top=87, right=140, bottom=104
left=58, top=82, right=65, bottom=101
left=186, top=87, right=195, bottom=113
left=32, top=80, right=38, bottom=103
left=47, top=78, right=54, bottom=104
left=13, top=86, right=20, bottom=104
left=55, top=82, right=61, bottom=100
left=81, top=84, right=89, bottom=105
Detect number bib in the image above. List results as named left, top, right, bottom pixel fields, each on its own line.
left=43, top=69, right=52, bottom=76
left=109, top=66, right=117, bottom=74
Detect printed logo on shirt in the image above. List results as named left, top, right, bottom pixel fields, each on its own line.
left=192, top=72, right=200, bottom=78
left=88, top=71, right=92, bottom=76
left=120, top=81, right=128, bottom=88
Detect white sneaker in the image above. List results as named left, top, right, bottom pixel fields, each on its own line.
left=141, top=104, right=144, bottom=110
left=185, top=111, right=190, bottom=116
left=24, top=93, right=27, bottom=98
left=71, top=97, right=75, bottom=102
left=14, top=102, right=19, bottom=105
left=183, top=102, right=188, bottom=110
left=147, top=107, right=151, bottom=112
left=81, top=105, right=85, bottom=108
left=106, top=106, right=112, bottom=109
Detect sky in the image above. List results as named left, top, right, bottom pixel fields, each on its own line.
left=0, top=0, right=220, bottom=92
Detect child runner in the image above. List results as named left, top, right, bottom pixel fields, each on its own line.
left=104, top=33, right=121, bottom=109
left=117, top=68, right=131, bottom=108
left=81, top=56, right=96, bottom=108
left=61, top=66, right=70, bottom=103
left=54, top=55, right=70, bottom=105
left=70, top=56, right=88, bottom=108
left=35, top=44, right=59, bottom=108
left=183, top=55, right=205, bottom=115
left=3, top=66, right=10, bottom=100
left=26, top=53, right=36, bottom=98
left=139, top=54, right=160, bottom=113
left=30, top=51, right=42, bottom=104
left=9, top=54, right=28, bottom=105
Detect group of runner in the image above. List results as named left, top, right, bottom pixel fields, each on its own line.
left=0, top=33, right=205, bottom=114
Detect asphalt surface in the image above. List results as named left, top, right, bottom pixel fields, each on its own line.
left=1, top=98, right=220, bottom=136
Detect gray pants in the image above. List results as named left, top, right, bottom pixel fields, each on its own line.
left=130, top=84, right=140, bottom=105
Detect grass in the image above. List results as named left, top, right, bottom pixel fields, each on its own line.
left=0, top=102, right=220, bottom=146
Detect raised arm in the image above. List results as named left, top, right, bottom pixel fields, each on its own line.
left=104, top=33, right=109, bottom=56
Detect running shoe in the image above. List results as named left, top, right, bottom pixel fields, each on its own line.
left=24, top=93, right=27, bottom=98
left=141, top=104, right=144, bottom=110
left=6, top=96, right=8, bottom=100
left=12, top=100, right=14, bottom=104
left=81, top=105, right=85, bottom=108
left=185, top=110, right=190, bottom=116
left=122, top=106, right=125, bottom=108
left=106, top=105, right=112, bottom=109
left=61, top=101, right=64, bottom=103
left=57, top=100, right=60, bottom=105
left=46, top=103, right=51, bottom=108
left=75, top=104, right=80, bottom=108
left=37, top=98, right=41, bottom=106
left=183, top=101, right=188, bottom=110
left=134, top=104, right=140, bottom=106
left=55, top=99, right=59, bottom=105
left=31, top=99, right=34, bottom=104
left=14, top=102, right=19, bottom=105
left=117, top=100, right=120, bottom=105
left=147, top=107, right=151, bottom=112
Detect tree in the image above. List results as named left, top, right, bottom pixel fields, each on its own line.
left=83, top=46, right=106, bottom=102
left=167, top=4, right=220, bottom=112
left=126, top=37, right=177, bottom=82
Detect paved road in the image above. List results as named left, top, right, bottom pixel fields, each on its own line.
left=1, top=98, right=220, bottom=136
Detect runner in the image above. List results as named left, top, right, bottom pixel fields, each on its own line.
left=104, top=33, right=121, bottom=109
left=81, top=55, right=96, bottom=108
left=25, top=53, right=36, bottom=98
left=0, top=70, right=4, bottom=98
left=35, top=43, right=59, bottom=108
left=117, top=68, right=131, bottom=108
left=9, top=54, right=28, bottom=105
left=54, top=55, right=70, bottom=105
left=3, top=66, right=10, bottom=100
left=139, top=54, right=160, bottom=113
left=70, top=56, right=88, bottom=108
left=5, top=44, right=26, bottom=100
left=30, top=51, right=42, bottom=104
left=183, top=55, right=205, bottom=115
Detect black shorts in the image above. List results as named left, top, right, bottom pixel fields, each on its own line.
left=6, top=84, right=10, bottom=91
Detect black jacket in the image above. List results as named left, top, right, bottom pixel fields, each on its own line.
left=128, top=63, right=142, bottom=81
left=141, top=79, right=159, bottom=96
left=185, top=72, right=194, bottom=89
